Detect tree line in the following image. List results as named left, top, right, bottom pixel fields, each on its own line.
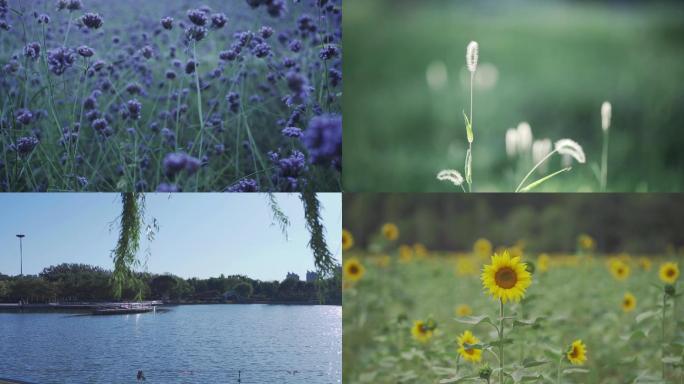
left=0, top=264, right=341, bottom=305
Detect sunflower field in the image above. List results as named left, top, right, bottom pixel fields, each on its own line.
left=342, top=229, right=683, bottom=383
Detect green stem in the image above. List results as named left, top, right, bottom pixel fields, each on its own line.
left=663, top=293, right=667, bottom=379
left=192, top=41, right=204, bottom=191
left=515, top=149, right=558, bottom=192
left=601, top=129, right=609, bottom=192
left=499, top=299, right=504, bottom=384
left=556, top=355, right=563, bottom=384
left=469, top=72, right=474, bottom=192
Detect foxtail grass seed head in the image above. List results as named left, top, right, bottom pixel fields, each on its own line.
left=532, top=139, right=552, bottom=164
left=437, top=169, right=464, bottom=186
left=555, top=139, right=586, bottom=164
left=516, top=122, right=533, bottom=154
left=601, top=101, right=612, bottom=131
left=505, top=128, right=518, bottom=157
left=466, top=41, right=479, bottom=73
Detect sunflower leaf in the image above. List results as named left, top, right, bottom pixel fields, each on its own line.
left=636, top=310, right=657, bottom=324
left=662, top=356, right=682, bottom=364
left=489, top=338, right=515, bottom=347
left=454, top=314, right=494, bottom=327
left=514, top=316, right=545, bottom=327
left=439, top=374, right=479, bottom=383
left=562, top=368, right=589, bottom=374
left=522, top=357, right=550, bottom=368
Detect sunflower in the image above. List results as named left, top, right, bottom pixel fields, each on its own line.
left=372, top=254, right=391, bottom=268
left=659, top=262, right=680, bottom=284
left=343, top=257, right=365, bottom=282
left=566, top=340, right=587, bottom=365
left=342, top=229, right=354, bottom=251
left=457, top=330, right=482, bottom=363
left=609, top=260, right=630, bottom=281
left=456, top=257, right=477, bottom=276
left=473, top=238, right=493, bottom=258
left=481, top=251, right=532, bottom=303
left=638, top=257, right=652, bottom=271
left=537, top=253, right=550, bottom=272
left=577, top=234, right=595, bottom=251
left=455, top=304, right=473, bottom=317
left=399, top=245, right=413, bottom=264
left=411, top=320, right=433, bottom=343
left=414, top=243, right=428, bottom=259
left=381, top=223, right=399, bottom=241
left=621, top=292, right=636, bottom=312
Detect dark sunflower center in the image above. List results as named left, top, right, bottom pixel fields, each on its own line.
left=349, top=265, right=359, bottom=275
left=465, top=348, right=475, bottom=355
left=419, top=325, right=428, bottom=334
left=667, top=268, right=675, bottom=277
left=495, top=267, right=517, bottom=289
left=569, top=346, right=579, bottom=358
left=617, top=267, right=624, bottom=275
left=623, top=299, right=631, bottom=306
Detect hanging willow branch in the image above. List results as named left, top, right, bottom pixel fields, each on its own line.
left=267, top=193, right=290, bottom=240
left=110, top=193, right=158, bottom=300
left=300, top=189, right=336, bottom=277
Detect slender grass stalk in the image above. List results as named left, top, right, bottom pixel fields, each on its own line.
left=516, top=149, right=558, bottom=192
left=519, top=167, right=572, bottom=193
left=663, top=293, right=667, bottom=379
left=600, top=102, right=611, bottom=192
left=192, top=41, right=205, bottom=190
left=465, top=41, right=478, bottom=192
left=556, top=355, right=563, bottom=384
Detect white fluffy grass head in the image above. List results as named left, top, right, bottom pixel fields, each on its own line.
left=532, top=139, right=552, bottom=164
left=554, top=139, right=586, bottom=164
left=601, top=101, right=612, bottom=131
left=505, top=128, right=518, bottom=157
left=516, top=122, right=533, bottom=153
left=437, top=169, right=464, bottom=186
left=466, top=41, right=479, bottom=73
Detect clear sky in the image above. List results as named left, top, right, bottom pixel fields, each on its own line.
left=0, top=193, right=341, bottom=281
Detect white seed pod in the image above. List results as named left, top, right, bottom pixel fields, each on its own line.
left=516, top=122, right=533, bottom=154
left=601, top=101, right=612, bottom=131
left=554, top=139, right=586, bottom=164
left=437, top=169, right=464, bottom=186
left=532, top=138, right=552, bottom=165
left=466, top=41, right=479, bottom=73
left=505, top=128, right=518, bottom=157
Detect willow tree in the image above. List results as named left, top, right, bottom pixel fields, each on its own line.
left=110, top=192, right=336, bottom=300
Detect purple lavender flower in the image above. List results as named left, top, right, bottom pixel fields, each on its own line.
left=81, top=13, right=103, bottom=29
left=288, top=39, right=302, bottom=53
left=227, top=179, right=259, bottom=192
left=211, top=13, right=227, bottom=29
left=161, top=17, right=174, bottom=30
left=252, top=43, right=271, bottom=58
left=140, top=45, right=153, bottom=59
left=163, top=152, right=202, bottom=177
left=47, top=47, right=75, bottom=75
left=281, top=127, right=303, bottom=138
left=16, top=136, right=39, bottom=155
left=77, top=45, right=94, bottom=58
left=165, top=70, right=177, bottom=80
left=303, top=114, right=342, bottom=170
left=126, top=99, right=143, bottom=120
left=125, top=82, right=143, bottom=95
left=24, top=42, right=41, bottom=61
left=219, top=49, right=238, bottom=61
left=286, top=71, right=310, bottom=104
left=319, top=45, right=339, bottom=60
left=259, top=26, right=274, bottom=39
left=226, top=92, right=240, bottom=113
left=156, top=183, right=180, bottom=192
left=15, top=109, right=33, bottom=125
left=187, top=9, right=208, bottom=26
left=185, top=26, right=207, bottom=42
left=37, top=14, right=50, bottom=24
left=185, top=60, right=197, bottom=74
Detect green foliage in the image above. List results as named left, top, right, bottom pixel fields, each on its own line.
left=301, top=189, right=336, bottom=276
left=234, top=281, right=254, bottom=299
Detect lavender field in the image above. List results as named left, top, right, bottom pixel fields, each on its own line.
left=0, top=0, right=341, bottom=192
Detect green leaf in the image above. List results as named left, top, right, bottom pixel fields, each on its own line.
left=439, top=374, right=479, bottom=383
left=463, top=111, right=473, bottom=143
left=514, top=316, right=545, bottom=327
left=636, top=310, right=657, bottom=323
left=562, top=368, right=589, bottom=374
left=662, top=356, right=682, bottom=364
left=464, top=148, right=472, bottom=185
left=521, top=357, right=550, bottom=368
left=454, top=314, right=494, bottom=326
left=489, top=338, right=515, bottom=347
left=519, top=167, right=572, bottom=192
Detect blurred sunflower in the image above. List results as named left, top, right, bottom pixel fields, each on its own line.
left=414, top=243, right=428, bottom=259
left=456, top=257, right=477, bottom=276
left=481, top=251, right=532, bottom=303
left=381, top=223, right=399, bottom=241
left=473, top=238, right=492, bottom=258
left=411, top=320, right=433, bottom=343
left=455, top=304, right=473, bottom=317
left=638, top=257, right=652, bottom=271
left=343, top=257, right=365, bottom=282
left=566, top=340, right=587, bottom=365
left=342, top=229, right=354, bottom=251
left=622, top=292, right=636, bottom=312
left=399, top=245, right=413, bottom=264
left=537, top=253, right=550, bottom=272
left=372, top=254, right=391, bottom=268
left=609, top=260, right=630, bottom=281
left=457, top=330, right=482, bottom=363
left=659, top=262, right=679, bottom=284
left=577, top=234, right=595, bottom=251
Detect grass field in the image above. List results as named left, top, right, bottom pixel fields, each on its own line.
left=342, top=0, right=684, bottom=192
left=0, top=0, right=341, bottom=192
left=343, top=236, right=683, bottom=383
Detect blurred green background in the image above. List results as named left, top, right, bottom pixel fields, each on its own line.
left=342, top=0, right=684, bottom=192
left=343, top=193, right=684, bottom=254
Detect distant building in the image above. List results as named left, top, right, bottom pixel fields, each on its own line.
left=285, top=272, right=300, bottom=281
left=306, top=270, right=318, bottom=282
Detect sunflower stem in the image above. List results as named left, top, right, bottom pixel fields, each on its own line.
left=556, top=355, right=563, bottom=384
left=662, top=293, right=667, bottom=380
left=499, top=299, right=504, bottom=384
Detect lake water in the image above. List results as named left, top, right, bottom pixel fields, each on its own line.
left=0, top=304, right=341, bottom=383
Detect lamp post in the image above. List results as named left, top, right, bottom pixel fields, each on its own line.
left=16, top=234, right=25, bottom=276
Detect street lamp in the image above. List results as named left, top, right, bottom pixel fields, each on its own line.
left=16, top=234, right=25, bottom=276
